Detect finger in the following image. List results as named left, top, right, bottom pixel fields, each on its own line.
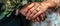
left=29, top=6, right=40, bottom=19
left=36, top=17, right=40, bottom=22
left=39, top=13, right=45, bottom=21
left=20, top=3, right=35, bottom=16
left=29, top=10, right=37, bottom=20
left=31, top=17, right=39, bottom=22
left=25, top=3, right=35, bottom=14
left=26, top=11, right=31, bottom=20
left=32, top=5, right=48, bottom=19
left=26, top=3, right=36, bottom=16
left=41, top=13, right=45, bottom=21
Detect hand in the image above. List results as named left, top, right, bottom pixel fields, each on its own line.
left=25, top=2, right=48, bottom=21
left=20, top=3, right=39, bottom=21
left=20, top=2, right=48, bottom=22
left=19, top=0, right=57, bottom=22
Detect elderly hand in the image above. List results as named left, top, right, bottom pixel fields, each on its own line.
left=20, top=1, right=56, bottom=22
left=19, top=2, right=48, bottom=22
left=25, top=2, right=48, bottom=21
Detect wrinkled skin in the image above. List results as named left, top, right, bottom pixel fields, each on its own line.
left=19, top=1, right=57, bottom=22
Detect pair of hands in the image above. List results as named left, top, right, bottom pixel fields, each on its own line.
left=20, top=2, right=48, bottom=22
left=19, top=2, right=56, bottom=22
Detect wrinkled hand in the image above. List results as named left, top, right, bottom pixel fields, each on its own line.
left=25, top=2, right=48, bottom=21
left=20, top=2, right=48, bottom=22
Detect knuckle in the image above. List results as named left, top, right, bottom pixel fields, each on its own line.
left=28, top=3, right=34, bottom=8
left=33, top=10, right=37, bottom=14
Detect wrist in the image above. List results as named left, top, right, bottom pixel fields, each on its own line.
left=42, top=1, right=57, bottom=7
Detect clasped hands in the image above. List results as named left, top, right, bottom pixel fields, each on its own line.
left=19, top=2, right=56, bottom=22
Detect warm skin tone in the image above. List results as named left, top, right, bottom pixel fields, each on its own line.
left=20, top=0, right=60, bottom=22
